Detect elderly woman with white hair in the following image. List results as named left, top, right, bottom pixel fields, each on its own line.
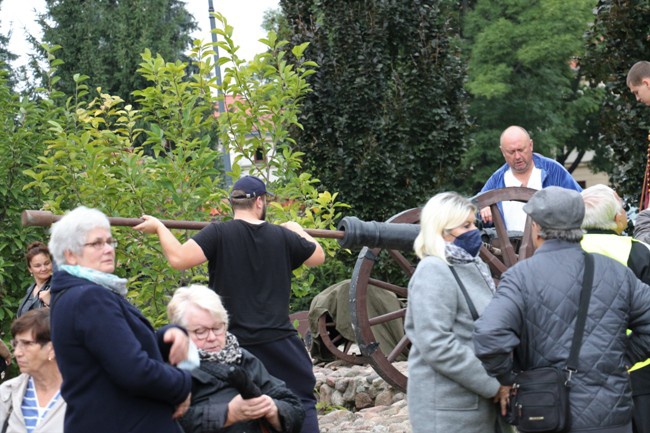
left=48, top=206, right=192, bottom=433
left=405, top=192, right=511, bottom=433
left=167, top=285, right=305, bottom=433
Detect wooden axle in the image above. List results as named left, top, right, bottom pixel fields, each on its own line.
left=21, top=210, right=343, bottom=240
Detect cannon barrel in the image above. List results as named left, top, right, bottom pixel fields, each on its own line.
left=337, top=216, right=419, bottom=251
left=21, top=210, right=420, bottom=250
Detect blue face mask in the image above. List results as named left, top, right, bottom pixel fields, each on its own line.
left=453, top=229, right=483, bottom=257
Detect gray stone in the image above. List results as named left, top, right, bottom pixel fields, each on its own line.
left=355, top=391, right=373, bottom=410
left=375, top=389, right=394, bottom=407
left=314, top=361, right=411, bottom=433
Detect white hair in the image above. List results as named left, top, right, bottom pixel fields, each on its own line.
left=414, top=192, right=477, bottom=263
left=581, top=184, right=622, bottom=231
left=167, top=285, right=229, bottom=329
left=48, top=206, right=111, bottom=266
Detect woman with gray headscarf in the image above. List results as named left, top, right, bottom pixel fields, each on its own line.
left=48, top=206, right=192, bottom=433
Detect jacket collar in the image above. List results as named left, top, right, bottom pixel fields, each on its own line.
left=534, top=239, right=582, bottom=255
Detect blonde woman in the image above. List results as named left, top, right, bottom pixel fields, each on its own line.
left=405, top=192, right=510, bottom=433
left=167, top=285, right=304, bottom=433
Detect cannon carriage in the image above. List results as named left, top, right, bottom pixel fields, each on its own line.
left=22, top=186, right=537, bottom=393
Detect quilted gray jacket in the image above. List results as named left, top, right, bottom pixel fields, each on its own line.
left=474, top=240, right=650, bottom=433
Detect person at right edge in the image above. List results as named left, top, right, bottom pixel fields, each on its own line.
left=580, top=184, right=650, bottom=433
left=627, top=60, right=650, bottom=212
left=627, top=61, right=650, bottom=106
left=474, top=186, right=650, bottom=433
left=134, top=175, right=325, bottom=433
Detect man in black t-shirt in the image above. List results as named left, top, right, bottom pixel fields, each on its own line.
left=135, top=176, right=325, bottom=433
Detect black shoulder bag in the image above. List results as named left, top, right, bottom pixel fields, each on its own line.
left=508, top=253, right=594, bottom=433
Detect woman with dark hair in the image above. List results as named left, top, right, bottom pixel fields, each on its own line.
left=0, top=308, right=65, bottom=432
left=17, top=242, right=53, bottom=317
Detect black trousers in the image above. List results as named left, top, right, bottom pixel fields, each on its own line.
left=244, top=334, right=319, bottom=433
left=633, top=393, right=650, bottom=433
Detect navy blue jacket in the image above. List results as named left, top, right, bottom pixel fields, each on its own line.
left=481, top=153, right=582, bottom=193
left=50, top=271, right=192, bottom=433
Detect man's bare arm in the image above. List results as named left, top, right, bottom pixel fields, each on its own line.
left=134, top=215, right=207, bottom=270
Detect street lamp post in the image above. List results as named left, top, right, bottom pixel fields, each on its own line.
left=208, top=0, right=232, bottom=187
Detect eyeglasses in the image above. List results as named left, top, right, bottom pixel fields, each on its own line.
left=83, top=238, right=118, bottom=250
left=189, top=324, right=226, bottom=340
left=10, top=339, right=43, bottom=350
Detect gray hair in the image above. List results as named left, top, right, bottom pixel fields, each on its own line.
left=167, top=285, right=229, bottom=329
left=581, top=184, right=622, bottom=231
left=537, top=226, right=584, bottom=243
left=48, top=206, right=111, bottom=266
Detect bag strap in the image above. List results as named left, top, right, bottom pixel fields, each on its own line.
left=566, top=253, right=594, bottom=376
left=449, top=266, right=479, bottom=321
left=2, top=397, right=13, bottom=433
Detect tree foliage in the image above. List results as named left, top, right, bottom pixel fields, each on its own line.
left=0, top=1, right=20, bottom=88
left=280, top=0, right=470, bottom=222
left=0, top=65, right=62, bottom=326
left=19, top=15, right=346, bottom=326
left=461, top=0, right=602, bottom=193
left=37, top=0, right=197, bottom=104
left=581, top=0, right=650, bottom=203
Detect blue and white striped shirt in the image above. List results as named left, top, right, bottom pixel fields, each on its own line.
left=21, top=377, right=61, bottom=433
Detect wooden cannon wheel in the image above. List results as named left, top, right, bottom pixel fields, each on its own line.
left=349, top=208, right=419, bottom=392
left=349, top=187, right=537, bottom=392
left=474, top=187, right=537, bottom=280
left=316, top=313, right=367, bottom=365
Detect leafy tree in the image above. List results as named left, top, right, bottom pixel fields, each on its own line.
left=0, top=3, right=20, bottom=87
left=581, top=0, right=650, bottom=203
left=0, top=60, right=65, bottom=325
left=262, top=8, right=292, bottom=44
left=461, top=0, right=602, bottom=193
left=37, top=0, right=197, bottom=104
left=280, top=0, right=470, bottom=222
left=25, top=15, right=347, bottom=324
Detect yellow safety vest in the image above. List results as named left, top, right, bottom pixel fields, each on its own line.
left=581, top=233, right=650, bottom=372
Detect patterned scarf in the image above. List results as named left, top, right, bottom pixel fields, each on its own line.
left=59, top=264, right=128, bottom=296
left=445, top=242, right=496, bottom=293
left=198, top=332, right=243, bottom=365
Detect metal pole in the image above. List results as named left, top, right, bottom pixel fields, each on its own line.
left=208, top=0, right=232, bottom=188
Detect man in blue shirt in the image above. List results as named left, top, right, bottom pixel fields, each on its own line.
left=479, top=125, right=582, bottom=231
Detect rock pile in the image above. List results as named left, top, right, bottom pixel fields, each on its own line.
left=314, top=360, right=412, bottom=433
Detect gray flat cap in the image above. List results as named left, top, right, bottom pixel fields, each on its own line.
left=523, top=186, right=585, bottom=230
